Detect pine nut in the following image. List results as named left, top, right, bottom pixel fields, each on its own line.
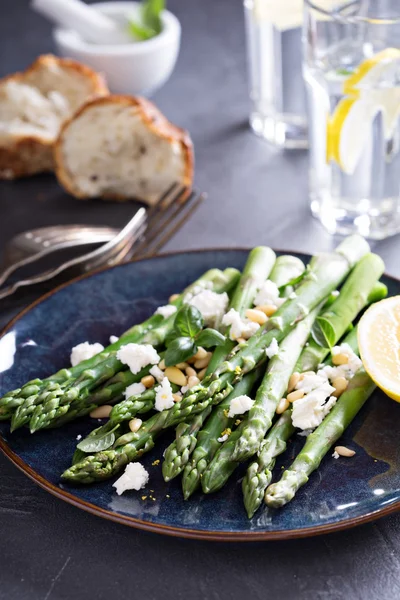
left=141, top=375, right=155, bottom=388
left=288, top=372, right=301, bottom=393
left=164, top=366, right=187, bottom=387
left=237, top=337, right=246, bottom=344
left=194, top=353, right=212, bottom=370
left=334, top=445, right=355, bottom=457
left=287, top=389, right=305, bottom=403
left=332, top=376, right=348, bottom=397
left=90, top=405, right=112, bottom=419
left=176, top=362, right=189, bottom=370
left=332, top=353, right=349, bottom=366
left=169, top=293, right=180, bottom=303
left=188, top=375, right=200, bottom=389
left=197, top=367, right=207, bottom=381
left=158, top=359, right=166, bottom=370
left=193, top=347, right=208, bottom=360
left=186, top=366, right=197, bottom=378
left=276, top=398, right=290, bottom=414
left=256, top=304, right=277, bottom=317
left=129, top=418, right=142, bottom=433
left=172, top=393, right=182, bottom=402
left=245, top=308, right=268, bottom=325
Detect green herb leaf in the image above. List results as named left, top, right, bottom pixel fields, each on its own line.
left=196, top=328, right=226, bottom=348
left=174, top=305, right=203, bottom=338
left=165, top=337, right=197, bottom=367
left=127, top=19, right=156, bottom=41
left=77, top=424, right=120, bottom=453
left=141, top=0, right=164, bottom=34
left=312, top=316, right=336, bottom=348
left=279, top=267, right=308, bottom=294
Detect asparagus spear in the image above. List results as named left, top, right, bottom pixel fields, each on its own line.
left=12, top=268, right=239, bottom=432
left=265, top=367, right=375, bottom=508
left=180, top=255, right=305, bottom=499
left=241, top=326, right=361, bottom=518
left=232, top=253, right=384, bottom=462
left=163, top=236, right=370, bottom=428
left=0, top=269, right=232, bottom=422
left=200, top=308, right=320, bottom=494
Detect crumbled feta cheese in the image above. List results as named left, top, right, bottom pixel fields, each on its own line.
left=70, top=342, right=104, bottom=367
left=149, top=365, right=165, bottom=383
left=222, top=308, right=260, bottom=340
left=124, top=382, right=146, bottom=399
left=112, top=462, right=149, bottom=495
left=291, top=382, right=336, bottom=430
left=289, top=291, right=297, bottom=300
left=188, top=290, right=229, bottom=327
left=154, top=378, right=175, bottom=411
left=228, top=394, right=254, bottom=418
left=109, top=335, right=119, bottom=344
left=155, top=304, right=177, bottom=319
left=332, top=450, right=340, bottom=459
left=254, top=280, right=285, bottom=308
left=318, top=343, right=362, bottom=382
left=218, top=434, right=229, bottom=442
left=331, top=290, right=340, bottom=297
left=117, top=344, right=160, bottom=375
left=76, top=434, right=82, bottom=441
left=265, top=338, right=279, bottom=358
left=296, top=372, right=328, bottom=393
left=297, top=429, right=312, bottom=437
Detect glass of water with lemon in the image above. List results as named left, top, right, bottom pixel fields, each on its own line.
left=304, top=0, right=400, bottom=239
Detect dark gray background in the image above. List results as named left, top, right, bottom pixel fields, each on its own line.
left=1, top=1, right=400, bottom=599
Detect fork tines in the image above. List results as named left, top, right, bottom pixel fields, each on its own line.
left=131, top=184, right=206, bottom=260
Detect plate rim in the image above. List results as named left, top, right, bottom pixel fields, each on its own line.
left=1, top=247, right=399, bottom=541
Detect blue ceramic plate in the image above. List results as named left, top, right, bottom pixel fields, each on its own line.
left=0, top=249, right=399, bottom=541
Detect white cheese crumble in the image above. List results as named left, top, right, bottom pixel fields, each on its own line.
left=332, top=450, right=340, bottom=459
left=222, top=308, right=260, bottom=340
left=318, top=343, right=362, bottom=382
left=124, top=382, right=146, bottom=399
left=228, top=394, right=254, bottom=418
left=331, top=290, right=340, bottom=297
left=291, top=382, right=336, bottom=430
left=76, top=434, right=82, bottom=441
left=218, top=433, right=229, bottom=442
left=70, top=342, right=104, bottom=367
left=188, top=290, right=229, bottom=327
left=254, top=280, right=285, bottom=308
left=289, top=291, right=297, bottom=300
left=149, top=365, right=165, bottom=383
left=154, top=378, right=175, bottom=411
left=112, top=462, right=149, bottom=495
left=117, top=344, right=160, bottom=375
left=296, top=372, right=327, bottom=394
left=265, top=338, right=279, bottom=358
left=155, top=304, right=177, bottom=319
left=109, top=335, right=119, bottom=344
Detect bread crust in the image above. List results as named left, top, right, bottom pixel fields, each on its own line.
left=0, top=54, right=108, bottom=179
left=54, top=95, right=194, bottom=202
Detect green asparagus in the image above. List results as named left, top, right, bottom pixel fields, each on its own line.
left=265, top=367, right=375, bottom=508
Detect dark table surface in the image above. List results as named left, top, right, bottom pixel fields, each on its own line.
left=1, top=1, right=400, bottom=599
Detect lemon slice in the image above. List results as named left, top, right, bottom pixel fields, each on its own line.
left=358, top=296, right=400, bottom=402
left=327, top=96, right=379, bottom=174
left=343, top=48, right=400, bottom=96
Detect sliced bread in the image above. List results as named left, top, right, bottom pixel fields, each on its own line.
left=54, top=95, right=194, bottom=205
left=0, top=54, right=108, bottom=179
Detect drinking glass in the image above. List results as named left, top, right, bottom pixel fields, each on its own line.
left=244, top=0, right=308, bottom=149
left=304, top=0, right=400, bottom=239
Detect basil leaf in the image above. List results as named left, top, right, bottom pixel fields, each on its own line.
left=77, top=424, right=120, bottom=453
left=142, top=0, right=164, bottom=34
left=72, top=448, right=87, bottom=465
left=312, top=317, right=336, bottom=348
left=174, top=305, right=203, bottom=338
left=165, top=328, right=180, bottom=347
left=196, top=328, right=226, bottom=348
left=279, top=267, right=308, bottom=294
left=165, top=337, right=197, bottom=367
left=127, top=19, right=156, bottom=41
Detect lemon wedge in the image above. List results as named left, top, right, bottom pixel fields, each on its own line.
left=343, top=48, right=400, bottom=96
left=358, top=296, right=400, bottom=402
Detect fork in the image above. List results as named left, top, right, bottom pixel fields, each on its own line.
left=0, top=185, right=205, bottom=300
